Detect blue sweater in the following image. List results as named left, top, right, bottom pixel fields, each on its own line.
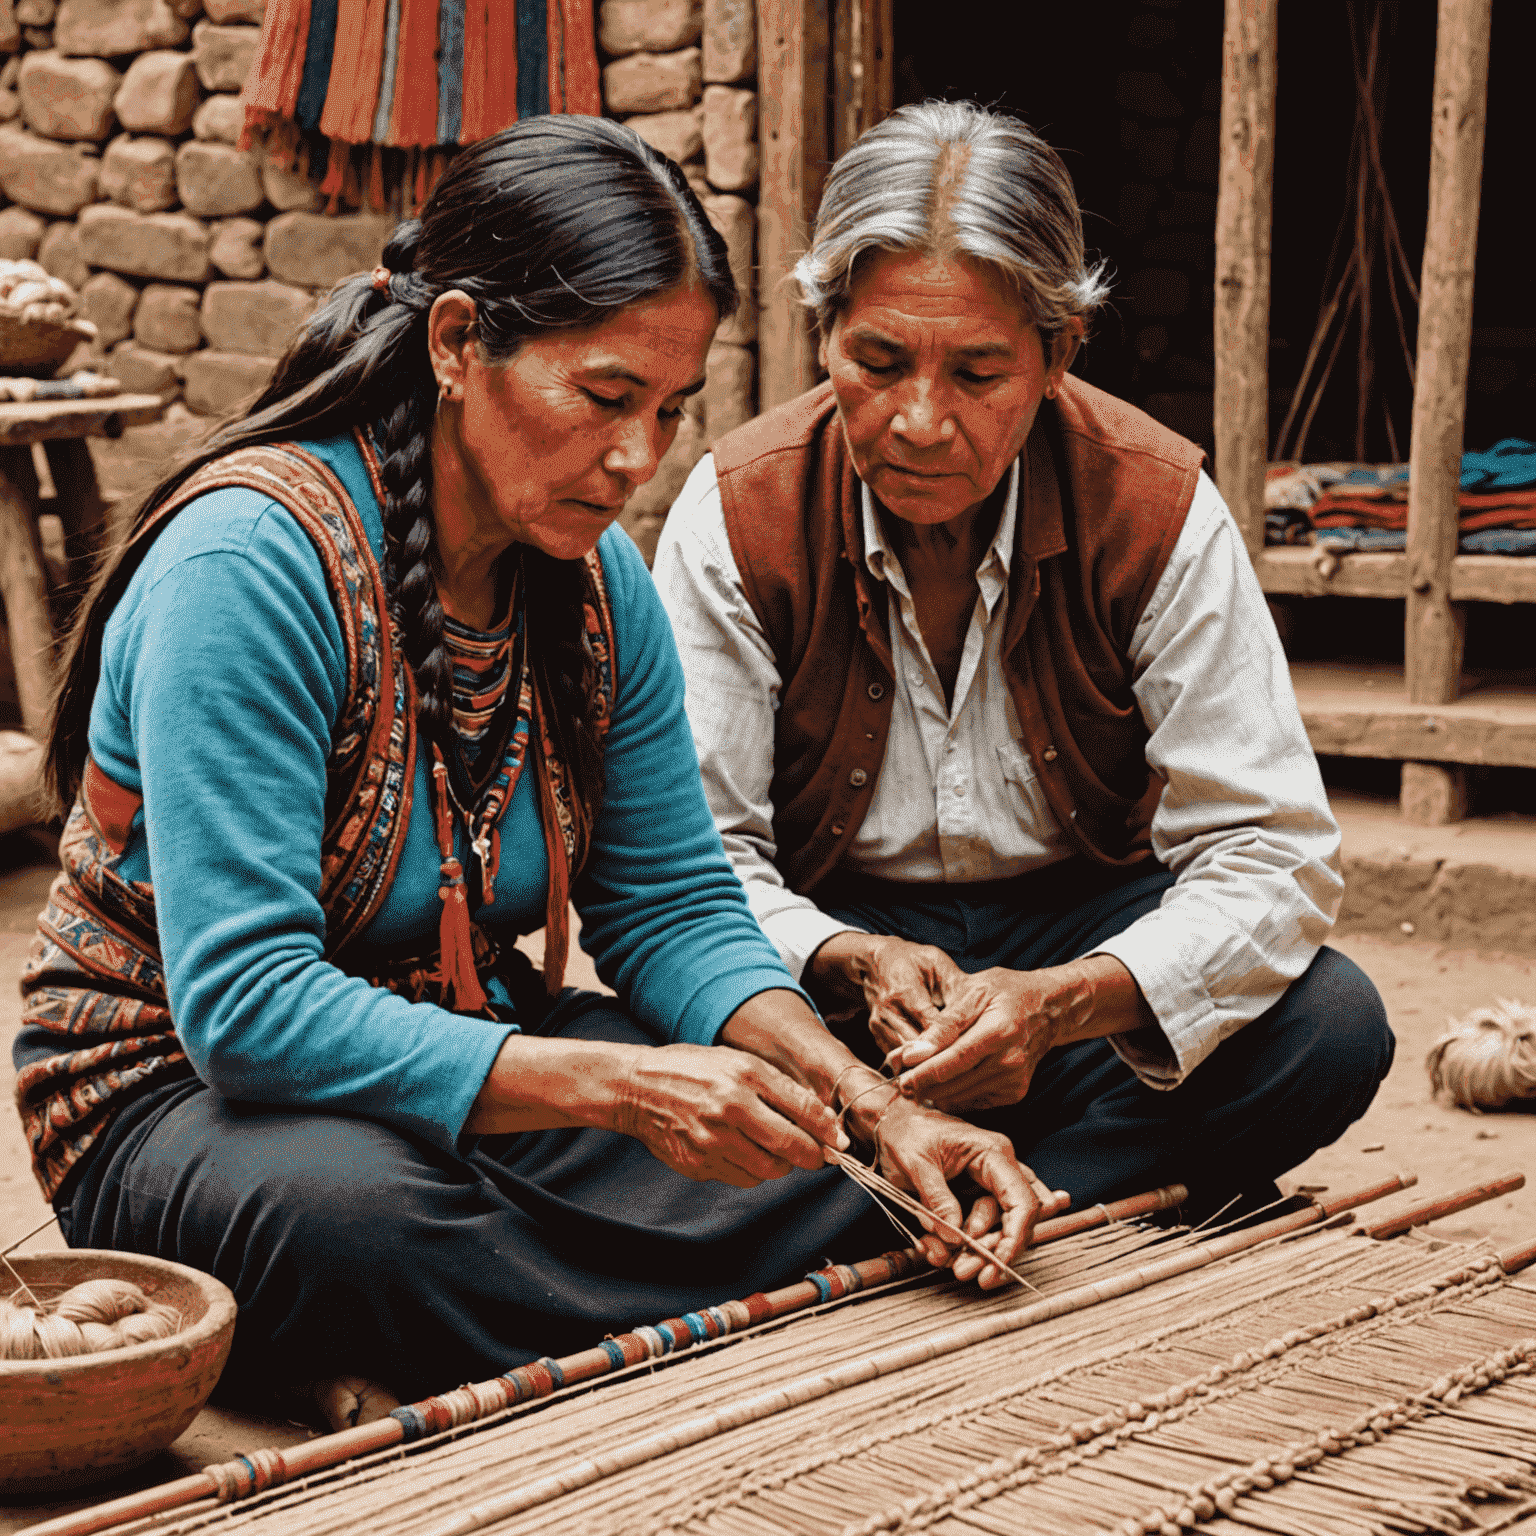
left=80, top=434, right=798, bottom=1152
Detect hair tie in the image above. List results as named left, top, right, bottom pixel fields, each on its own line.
left=371, top=266, right=392, bottom=293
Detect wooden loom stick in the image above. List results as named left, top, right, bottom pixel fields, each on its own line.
left=1363, top=1171, right=1525, bottom=1241
left=8, top=1181, right=1196, bottom=1536
left=410, top=1174, right=1416, bottom=1536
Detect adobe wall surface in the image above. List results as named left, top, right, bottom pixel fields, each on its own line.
left=0, top=0, right=758, bottom=557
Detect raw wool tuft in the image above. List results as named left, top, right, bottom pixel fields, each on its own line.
left=1426, top=997, right=1536, bottom=1110
left=0, top=1276, right=181, bottom=1360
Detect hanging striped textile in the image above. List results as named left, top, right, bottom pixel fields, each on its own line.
left=239, top=0, right=599, bottom=211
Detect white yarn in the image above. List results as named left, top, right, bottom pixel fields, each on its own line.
left=0, top=1276, right=181, bottom=1361
left=1425, top=998, right=1536, bottom=1111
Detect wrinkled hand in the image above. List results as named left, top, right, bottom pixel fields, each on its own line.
left=811, top=933, right=971, bottom=1057
left=885, top=964, right=1096, bottom=1114
left=851, top=1091, right=1053, bottom=1288
left=612, top=1043, right=848, bottom=1188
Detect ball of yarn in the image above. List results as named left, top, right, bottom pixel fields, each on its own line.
left=0, top=1277, right=181, bottom=1361
left=1425, top=997, right=1536, bottom=1111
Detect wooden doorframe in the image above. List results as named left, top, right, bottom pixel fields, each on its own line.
left=756, top=0, right=893, bottom=411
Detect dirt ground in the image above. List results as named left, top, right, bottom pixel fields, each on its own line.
left=1, top=833, right=1534, bottom=1530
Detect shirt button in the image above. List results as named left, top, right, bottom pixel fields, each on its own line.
left=831, top=823, right=845, bottom=836
left=954, top=784, right=966, bottom=797
left=865, top=732, right=876, bottom=741
left=849, top=768, right=868, bottom=787
left=1042, top=746, right=1058, bottom=762
left=867, top=683, right=884, bottom=701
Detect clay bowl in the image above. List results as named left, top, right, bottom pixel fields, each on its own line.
left=0, top=1249, right=237, bottom=1497
left=0, top=311, right=94, bottom=377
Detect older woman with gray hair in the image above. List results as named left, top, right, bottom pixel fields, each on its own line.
left=655, top=101, right=1394, bottom=1223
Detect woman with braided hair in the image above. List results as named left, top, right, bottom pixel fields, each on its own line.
left=13, top=116, right=1036, bottom=1426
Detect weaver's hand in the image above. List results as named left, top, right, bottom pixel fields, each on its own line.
left=852, top=1092, right=1051, bottom=1289
left=611, top=1043, right=848, bottom=1189
left=809, top=932, right=970, bottom=1057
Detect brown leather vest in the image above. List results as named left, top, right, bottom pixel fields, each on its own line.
left=711, top=374, right=1205, bottom=895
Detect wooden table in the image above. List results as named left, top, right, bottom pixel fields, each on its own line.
left=0, top=394, right=166, bottom=827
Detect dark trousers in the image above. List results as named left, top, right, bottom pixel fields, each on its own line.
left=814, top=861, right=1395, bottom=1213
left=58, top=863, right=1392, bottom=1403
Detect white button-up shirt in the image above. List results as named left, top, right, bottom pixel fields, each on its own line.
left=653, top=454, right=1344, bottom=1089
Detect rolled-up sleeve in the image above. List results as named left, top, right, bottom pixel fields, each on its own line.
left=1090, top=473, right=1343, bottom=1086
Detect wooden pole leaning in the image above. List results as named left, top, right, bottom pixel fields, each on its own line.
left=12, top=1183, right=1188, bottom=1536
left=1363, top=1170, right=1525, bottom=1241
left=1212, top=0, right=1277, bottom=556
left=1402, top=0, right=1492, bottom=821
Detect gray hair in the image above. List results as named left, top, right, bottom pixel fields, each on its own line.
left=793, top=101, right=1110, bottom=339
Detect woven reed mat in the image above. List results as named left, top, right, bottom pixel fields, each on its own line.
left=101, top=1218, right=1536, bottom=1536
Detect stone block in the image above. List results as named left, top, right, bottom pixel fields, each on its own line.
left=0, top=88, right=20, bottom=123
left=22, top=23, right=51, bottom=44
left=704, top=340, right=752, bottom=439
left=134, top=280, right=200, bottom=351
left=209, top=214, right=262, bottom=277
left=264, top=210, right=393, bottom=290
left=701, top=84, right=755, bottom=190
left=191, top=89, right=241, bottom=142
left=0, top=204, right=45, bottom=259
left=0, top=0, right=18, bottom=50
left=181, top=346, right=273, bottom=414
left=682, top=161, right=708, bottom=198
left=78, top=269, right=137, bottom=346
left=115, top=49, right=199, bottom=134
left=17, top=50, right=119, bottom=139
left=107, top=336, right=179, bottom=395
left=175, top=138, right=260, bottom=215
left=190, top=19, right=257, bottom=91
left=602, top=47, right=700, bottom=113
left=624, top=108, right=700, bottom=165
left=203, top=0, right=261, bottom=17
left=701, top=0, right=753, bottom=82
left=78, top=203, right=211, bottom=281
left=16, top=0, right=56, bottom=26
left=598, top=0, right=699, bottom=56
left=99, top=132, right=177, bottom=210
left=36, top=215, right=86, bottom=286
left=200, top=277, right=313, bottom=355
left=260, top=151, right=320, bottom=212
left=0, top=124, right=99, bottom=214
left=55, top=0, right=189, bottom=54
left=701, top=192, right=753, bottom=343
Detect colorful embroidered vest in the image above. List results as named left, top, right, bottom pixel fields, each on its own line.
left=15, top=436, right=615, bottom=1201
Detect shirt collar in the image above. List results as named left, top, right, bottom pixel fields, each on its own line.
left=860, top=458, right=1020, bottom=608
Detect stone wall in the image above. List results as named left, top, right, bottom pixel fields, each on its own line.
left=0, top=0, right=395, bottom=421
left=602, top=0, right=757, bottom=561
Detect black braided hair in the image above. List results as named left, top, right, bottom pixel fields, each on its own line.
left=47, top=116, right=737, bottom=821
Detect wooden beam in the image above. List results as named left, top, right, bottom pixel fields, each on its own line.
left=756, top=0, right=828, bottom=411
left=1405, top=0, right=1491, bottom=706
left=1213, top=0, right=1277, bottom=556
left=1255, top=547, right=1536, bottom=604
left=830, top=0, right=892, bottom=159
left=0, top=394, right=164, bottom=447
left=0, top=446, right=56, bottom=740
left=1290, top=662, right=1536, bottom=769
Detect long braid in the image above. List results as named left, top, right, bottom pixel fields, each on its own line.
left=377, top=374, right=456, bottom=752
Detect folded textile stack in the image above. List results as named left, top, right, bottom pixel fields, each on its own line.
left=1263, top=440, right=1536, bottom=555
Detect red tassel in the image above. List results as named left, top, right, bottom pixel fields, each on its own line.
left=318, top=137, right=347, bottom=213
left=367, top=143, right=385, bottom=212
left=429, top=750, right=488, bottom=1015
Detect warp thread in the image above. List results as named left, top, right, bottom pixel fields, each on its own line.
left=1426, top=997, right=1536, bottom=1110
left=0, top=1278, right=180, bottom=1361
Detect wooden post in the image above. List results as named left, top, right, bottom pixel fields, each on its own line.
left=1213, top=0, right=1277, bottom=557
left=756, top=0, right=829, bottom=411
left=1401, top=0, right=1490, bottom=825
left=1405, top=0, right=1490, bottom=707
left=831, top=0, right=893, bottom=159
left=0, top=445, right=56, bottom=741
